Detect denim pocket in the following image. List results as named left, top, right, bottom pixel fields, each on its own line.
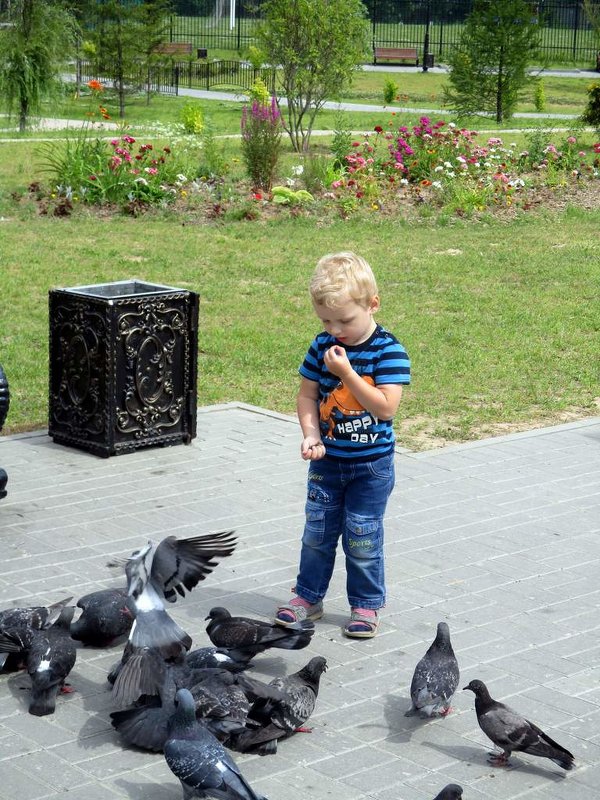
left=345, top=515, right=381, bottom=556
left=302, top=501, right=326, bottom=546
left=367, top=452, right=395, bottom=479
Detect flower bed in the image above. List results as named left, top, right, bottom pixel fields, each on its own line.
left=26, top=110, right=600, bottom=221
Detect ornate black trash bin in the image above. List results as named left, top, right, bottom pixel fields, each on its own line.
left=49, top=280, right=199, bottom=457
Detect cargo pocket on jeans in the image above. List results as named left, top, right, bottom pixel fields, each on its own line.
left=344, top=515, right=381, bottom=558
left=302, top=501, right=326, bottom=547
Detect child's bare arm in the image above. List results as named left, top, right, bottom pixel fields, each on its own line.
left=297, top=377, right=325, bottom=460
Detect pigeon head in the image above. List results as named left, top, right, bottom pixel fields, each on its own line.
left=433, top=785, right=463, bottom=800
left=170, top=688, right=198, bottom=731
left=125, top=542, right=154, bottom=599
left=462, top=679, right=490, bottom=698
left=434, top=621, right=452, bottom=648
left=205, top=606, right=231, bottom=622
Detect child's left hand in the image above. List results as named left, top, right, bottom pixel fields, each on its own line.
left=324, top=345, right=352, bottom=379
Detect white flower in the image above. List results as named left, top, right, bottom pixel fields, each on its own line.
left=434, top=165, right=444, bottom=172
left=432, top=180, right=442, bottom=189
left=291, top=165, right=304, bottom=176
left=133, top=177, right=148, bottom=186
left=446, top=171, right=456, bottom=178
left=176, top=174, right=188, bottom=183
left=399, top=178, right=409, bottom=185
left=444, top=161, right=452, bottom=168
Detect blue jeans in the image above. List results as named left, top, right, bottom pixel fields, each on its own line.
left=294, top=452, right=395, bottom=610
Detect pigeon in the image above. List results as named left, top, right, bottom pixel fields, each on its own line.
left=164, top=687, right=268, bottom=800
left=111, top=656, right=278, bottom=752
left=0, top=606, right=77, bottom=716
left=109, top=530, right=236, bottom=706
left=405, top=621, right=459, bottom=718
left=463, top=679, right=575, bottom=771
left=0, top=596, right=73, bottom=670
left=205, top=607, right=315, bottom=659
left=71, top=587, right=135, bottom=646
left=230, top=655, right=327, bottom=756
left=432, top=785, right=463, bottom=800
left=186, top=645, right=252, bottom=673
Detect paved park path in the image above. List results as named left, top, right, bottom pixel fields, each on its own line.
left=0, top=403, right=599, bottom=799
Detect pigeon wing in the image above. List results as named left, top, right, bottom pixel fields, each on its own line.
left=478, top=702, right=528, bottom=749
left=152, top=530, right=237, bottom=603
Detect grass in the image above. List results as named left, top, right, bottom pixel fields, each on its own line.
left=1, top=82, right=599, bottom=451
left=1, top=209, right=599, bottom=450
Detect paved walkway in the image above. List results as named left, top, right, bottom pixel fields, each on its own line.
left=0, top=403, right=599, bottom=800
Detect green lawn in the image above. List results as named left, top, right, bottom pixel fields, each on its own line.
left=1, top=83, right=599, bottom=451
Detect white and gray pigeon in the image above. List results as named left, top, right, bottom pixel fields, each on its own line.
left=463, top=679, right=575, bottom=771
left=0, top=596, right=73, bottom=670
left=432, top=785, right=463, bottom=800
left=230, top=655, right=328, bottom=756
left=405, top=621, right=459, bottom=718
left=164, top=687, right=268, bottom=800
left=0, top=606, right=77, bottom=716
left=109, top=530, right=236, bottom=706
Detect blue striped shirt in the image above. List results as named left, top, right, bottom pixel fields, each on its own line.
left=299, top=324, right=410, bottom=460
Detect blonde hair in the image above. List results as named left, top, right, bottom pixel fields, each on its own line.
left=309, top=252, right=378, bottom=309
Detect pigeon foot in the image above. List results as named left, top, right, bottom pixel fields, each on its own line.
left=439, top=705, right=453, bottom=717
left=294, top=726, right=313, bottom=733
left=487, top=753, right=510, bottom=767
left=60, top=684, right=75, bottom=694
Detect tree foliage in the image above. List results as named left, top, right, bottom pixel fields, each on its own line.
left=257, top=0, right=370, bottom=153
left=0, top=0, right=77, bottom=132
left=443, top=0, right=542, bottom=123
left=84, top=0, right=172, bottom=117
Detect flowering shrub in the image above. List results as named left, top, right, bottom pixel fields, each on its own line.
left=323, top=116, right=599, bottom=215
left=40, top=133, right=188, bottom=212
left=241, top=97, right=282, bottom=192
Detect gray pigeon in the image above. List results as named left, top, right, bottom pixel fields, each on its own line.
left=0, top=606, right=77, bottom=716
left=463, top=679, right=575, bottom=771
left=433, top=785, right=463, bottom=800
left=164, top=687, right=268, bottom=800
left=71, top=587, right=135, bottom=647
left=230, top=655, right=327, bottom=756
left=110, top=530, right=236, bottom=706
left=406, top=622, right=459, bottom=718
left=205, top=607, right=315, bottom=658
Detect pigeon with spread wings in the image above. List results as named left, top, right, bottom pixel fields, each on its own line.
left=110, top=530, right=236, bottom=706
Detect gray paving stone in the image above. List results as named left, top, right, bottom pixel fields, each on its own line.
left=0, top=406, right=599, bottom=799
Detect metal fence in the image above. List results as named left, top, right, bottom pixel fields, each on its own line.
left=168, top=0, right=600, bottom=65
left=78, top=58, right=275, bottom=96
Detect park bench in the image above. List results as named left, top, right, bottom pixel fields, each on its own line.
left=154, top=42, right=194, bottom=58
left=373, top=47, right=419, bottom=66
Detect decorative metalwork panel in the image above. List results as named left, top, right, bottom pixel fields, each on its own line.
left=49, top=285, right=198, bottom=457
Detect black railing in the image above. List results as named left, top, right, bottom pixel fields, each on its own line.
left=78, top=59, right=275, bottom=97
left=168, top=0, right=600, bottom=65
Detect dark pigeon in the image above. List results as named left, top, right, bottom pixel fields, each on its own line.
left=164, top=687, right=268, bottom=800
left=0, top=596, right=73, bottom=670
left=71, top=587, right=135, bottom=646
left=110, top=650, right=276, bottom=752
left=187, top=645, right=252, bottom=673
left=432, top=785, right=463, bottom=800
left=405, top=622, right=459, bottom=718
left=109, top=530, right=236, bottom=706
left=205, top=607, right=314, bottom=659
left=231, top=655, right=327, bottom=756
left=463, top=679, right=575, bottom=771
left=0, top=606, right=77, bottom=716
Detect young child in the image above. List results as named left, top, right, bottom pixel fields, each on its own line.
left=275, top=252, right=410, bottom=638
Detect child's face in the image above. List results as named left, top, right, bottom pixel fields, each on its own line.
left=313, top=294, right=380, bottom=346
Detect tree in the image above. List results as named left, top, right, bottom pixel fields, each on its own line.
left=0, top=0, right=77, bottom=132
left=443, top=0, right=542, bottom=123
left=257, top=0, right=370, bottom=153
left=86, top=0, right=172, bottom=118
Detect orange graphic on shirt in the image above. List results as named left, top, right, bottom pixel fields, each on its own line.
left=320, top=376, right=375, bottom=439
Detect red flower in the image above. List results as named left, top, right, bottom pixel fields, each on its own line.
left=253, top=192, right=262, bottom=200
left=374, top=125, right=383, bottom=133
left=87, top=79, right=103, bottom=93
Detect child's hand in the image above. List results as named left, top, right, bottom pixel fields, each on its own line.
left=301, top=437, right=325, bottom=461
left=324, top=345, right=352, bottom=379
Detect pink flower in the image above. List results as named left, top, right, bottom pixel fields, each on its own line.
left=122, top=135, right=136, bottom=144
left=144, top=167, right=158, bottom=175
left=567, top=136, right=576, bottom=144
